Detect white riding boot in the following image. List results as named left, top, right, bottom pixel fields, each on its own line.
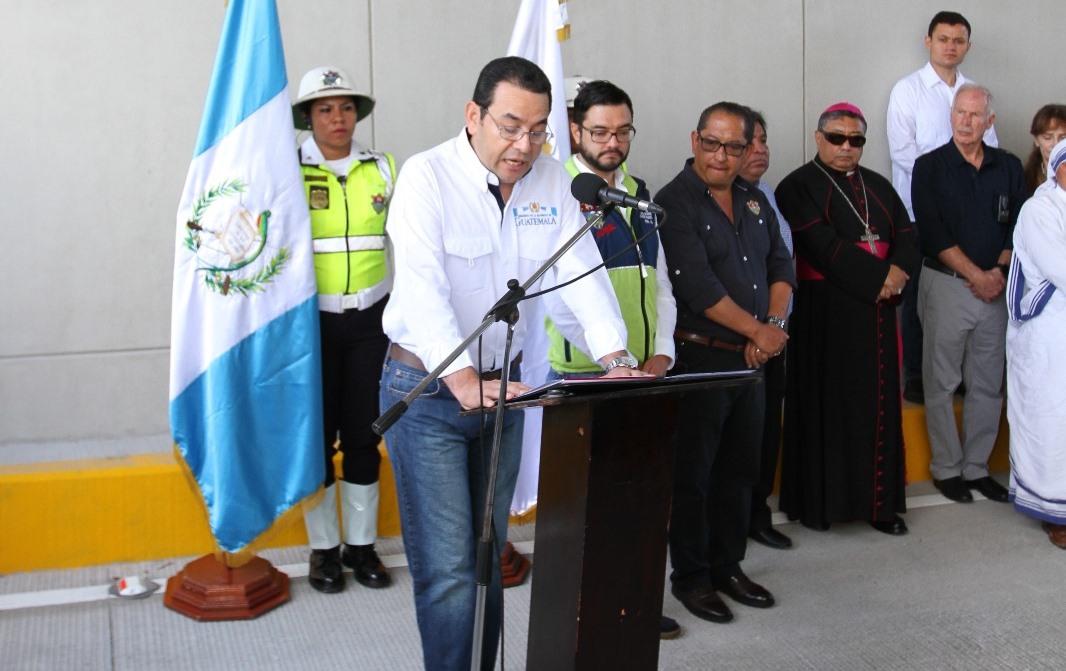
left=339, top=481, right=390, bottom=588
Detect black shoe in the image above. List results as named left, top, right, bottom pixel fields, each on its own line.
left=671, top=583, right=733, bottom=623
left=869, top=516, right=908, bottom=535
left=341, top=543, right=392, bottom=588
left=964, top=476, right=1009, bottom=503
left=801, top=519, right=830, bottom=531
left=308, top=547, right=345, bottom=594
left=933, top=476, right=973, bottom=503
left=903, top=379, right=924, bottom=404
left=660, top=615, right=681, bottom=640
left=748, top=527, right=793, bottom=550
left=711, top=570, right=775, bottom=609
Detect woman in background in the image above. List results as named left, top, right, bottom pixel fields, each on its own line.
left=293, top=66, right=396, bottom=592
left=1023, top=105, right=1066, bottom=196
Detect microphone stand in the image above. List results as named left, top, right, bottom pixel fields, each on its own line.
left=370, top=205, right=612, bottom=671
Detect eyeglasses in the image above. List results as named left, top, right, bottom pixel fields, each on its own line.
left=581, top=126, right=637, bottom=143
left=482, top=108, right=553, bottom=145
left=697, top=135, right=748, bottom=157
left=819, top=131, right=867, bottom=147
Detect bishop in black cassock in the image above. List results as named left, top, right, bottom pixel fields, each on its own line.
left=774, top=103, right=919, bottom=534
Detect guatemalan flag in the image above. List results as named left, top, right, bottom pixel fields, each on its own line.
left=169, top=0, right=324, bottom=560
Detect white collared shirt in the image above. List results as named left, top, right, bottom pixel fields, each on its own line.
left=382, top=128, right=627, bottom=376
left=887, top=61, right=999, bottom=220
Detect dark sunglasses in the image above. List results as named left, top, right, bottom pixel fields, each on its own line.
left=820, top=131, right=867, bottom=147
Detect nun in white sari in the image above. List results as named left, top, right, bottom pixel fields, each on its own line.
left=1007, top=138, right=1066, bottom=549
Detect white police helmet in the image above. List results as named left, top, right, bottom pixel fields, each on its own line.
left=292, top=66, right=375, bottom=129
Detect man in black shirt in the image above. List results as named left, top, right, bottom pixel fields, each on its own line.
left=912, top=83, right=1025, bottom=505
left=656, top=102, right=794, bottom=624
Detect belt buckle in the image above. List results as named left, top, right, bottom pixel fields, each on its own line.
left=341, top=294, right=362, bottom=311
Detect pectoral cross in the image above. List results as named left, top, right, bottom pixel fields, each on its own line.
left=860, top=229, right=880, bottom=253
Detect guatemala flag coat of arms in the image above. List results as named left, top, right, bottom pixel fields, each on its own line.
left=169, top=0, right=324, bottom=560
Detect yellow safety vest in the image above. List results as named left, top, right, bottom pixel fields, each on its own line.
left=300, top=150, right=395, bottom=297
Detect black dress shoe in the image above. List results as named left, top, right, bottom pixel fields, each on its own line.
left=933, top=476, right=973, bottom=503
left=660, top=615, right=681, bottom=640
left=749, top=527, right=793, bottom=550
left=869, top=516, right=908, bottom=535
left=964, top=476, right=1009, bottom=503
left=341, top=543, right=392, bottom=588
left=671, top=583, right=733, bottom=623
left=903, top=379, right=925, bottom=404
left=309, top=547, right=346, bottom=594
left=711, top=571, right=775, bottom=609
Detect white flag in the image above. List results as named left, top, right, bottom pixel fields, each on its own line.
left=507, top=0, right=572, bottom=515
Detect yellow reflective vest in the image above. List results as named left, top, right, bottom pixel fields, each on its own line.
left=299, top=139, right=395, bottom=301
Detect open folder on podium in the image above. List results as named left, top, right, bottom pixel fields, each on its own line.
left=506, top=369, right=758, bottom=408
left=505, top=369, right=760, bottom=670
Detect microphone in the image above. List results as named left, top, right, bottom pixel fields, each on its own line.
left=570, top=172, right=665, bottom=216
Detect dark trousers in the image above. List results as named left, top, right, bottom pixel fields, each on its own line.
left=750, top=350, right=785, bottom=532
left=319, top=297, right=389, bottom=486
left=669, top=341, right=764, bottom=589
left=901, top=237, right=923, bottom=383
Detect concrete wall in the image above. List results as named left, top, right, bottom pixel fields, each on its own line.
left=1, top=0, right=1061, bottom=455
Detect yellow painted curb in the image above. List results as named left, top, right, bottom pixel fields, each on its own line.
left=0, top=403, right=1003, bottom=574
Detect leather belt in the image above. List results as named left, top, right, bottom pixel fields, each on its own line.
left=674, top=329, right=744, bottom=353
left=922, top=257, right=963, bottom=279
left=388, top=344, right=522, bottom=381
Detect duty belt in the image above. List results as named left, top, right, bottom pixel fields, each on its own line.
left=318, top=281, right=389, bottom=313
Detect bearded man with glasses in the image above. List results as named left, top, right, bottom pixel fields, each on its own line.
left=774, top=102, right=919, bottom=536
left=543, top=79, right=681, bottom=639
left=656, top=102, right=795, bottom=625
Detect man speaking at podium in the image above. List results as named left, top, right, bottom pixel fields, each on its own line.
left=378, top=56, right=646, bottom=671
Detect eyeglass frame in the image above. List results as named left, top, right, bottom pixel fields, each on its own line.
left=695, top=134, right=749, bottom=157
left=481, top=107, right=553, bottom=145
left=580, top=125, right=637, bottom=143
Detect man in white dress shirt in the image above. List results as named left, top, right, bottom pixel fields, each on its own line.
left=887, top=10, right=998, bottom=404
left=378, top=56, right=645, bottom=671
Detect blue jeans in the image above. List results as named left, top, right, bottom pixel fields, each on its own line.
left=379, top=355, right=523, bottom=671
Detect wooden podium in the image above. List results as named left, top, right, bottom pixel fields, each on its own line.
left=508, top=372, right=757, bottom=670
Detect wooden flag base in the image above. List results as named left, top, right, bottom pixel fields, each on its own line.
left=501, top=541, right=530, bottom=588
left=163, top=554, right=289, bottom=621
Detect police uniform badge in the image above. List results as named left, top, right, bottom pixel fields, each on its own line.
left=747, top=200, right=761, bottom=216
left=309, top=185, right=329, bottom=210
left=371, top=194, right=386, bottom=214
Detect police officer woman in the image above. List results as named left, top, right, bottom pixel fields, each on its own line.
left=293, top=66, right=395, bottom=593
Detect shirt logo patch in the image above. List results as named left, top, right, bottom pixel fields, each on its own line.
left=747, top=200, right=761, bottom=216
left=371, top=193, right=386, bottom=214
left=594, top=222, right=617, bottom=239
left=513, top=201, right=559, bottom=226
left=579, top=203, right=606, bottom=228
